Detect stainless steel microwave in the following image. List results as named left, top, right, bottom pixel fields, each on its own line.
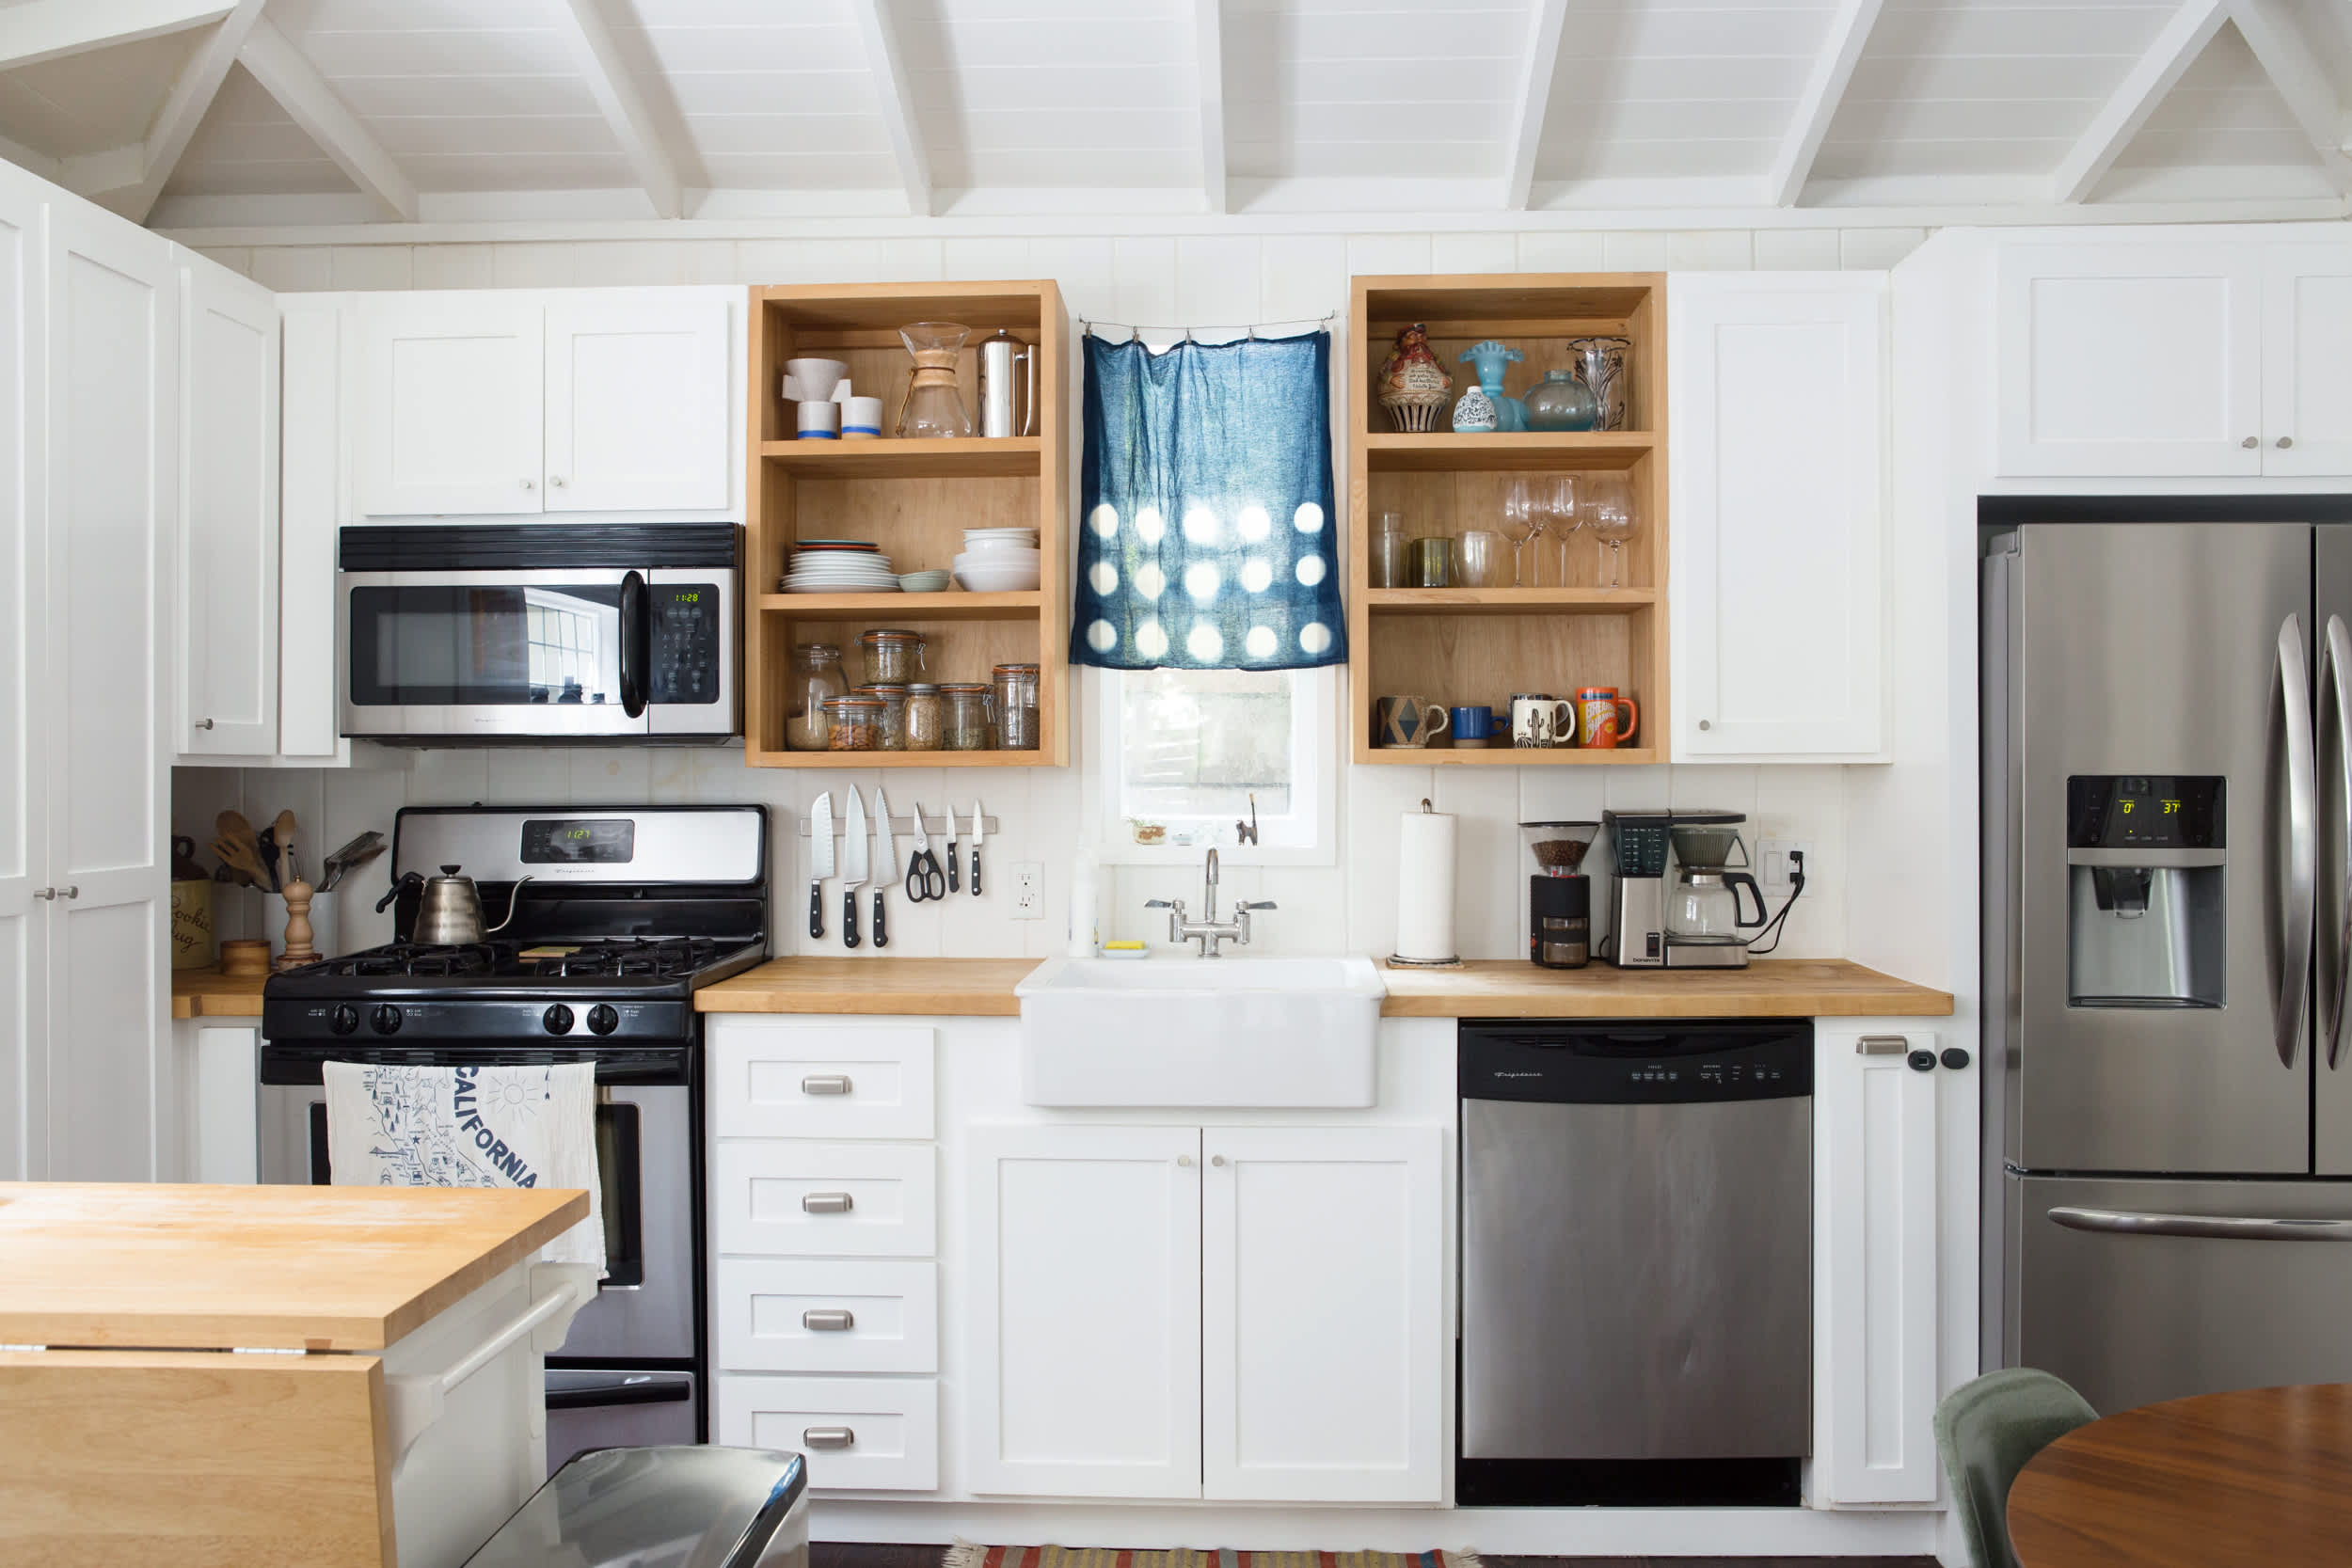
left=338, top=523, right=739, bottom=742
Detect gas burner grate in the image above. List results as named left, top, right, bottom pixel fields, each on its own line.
left=329, top=941, right=511, bottom=978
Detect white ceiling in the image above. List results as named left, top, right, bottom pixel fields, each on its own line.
left=0, top=0, right=2344, bottom=231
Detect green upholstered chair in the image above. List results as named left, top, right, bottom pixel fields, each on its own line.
left=1934, top=1367, right=2100, bottom=1568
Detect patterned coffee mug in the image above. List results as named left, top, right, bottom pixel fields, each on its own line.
left=1510, top=693, right=1573, bottom=748
left=1375, top=695, right=1452, bottom=748
left=1576, top=687, right=1640, bottom=750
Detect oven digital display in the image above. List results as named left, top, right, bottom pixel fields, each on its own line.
left=521, top=818, right=637, bottom=864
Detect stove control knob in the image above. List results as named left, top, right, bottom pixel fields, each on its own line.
left=543, top=1004, right=576, bottom=1036
left=371, top=1004, right=404, bottom=1036
left=329, top=1004, right=360, bottom=1037
left=586, top=1004, right=620, bottom=1037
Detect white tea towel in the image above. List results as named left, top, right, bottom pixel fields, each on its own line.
left=324, top=1060, right=606, bottom=1274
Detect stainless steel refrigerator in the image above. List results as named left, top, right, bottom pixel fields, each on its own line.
left=1984, top=520, right=2352, bottom=1417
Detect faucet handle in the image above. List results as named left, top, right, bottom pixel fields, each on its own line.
left=1145, top=898, right=1176, bottom=910
left=1239, top=900, right=1278, bottom=911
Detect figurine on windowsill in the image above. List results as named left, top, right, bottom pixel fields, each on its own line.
left=1376, top=323, right=1452, bottom=432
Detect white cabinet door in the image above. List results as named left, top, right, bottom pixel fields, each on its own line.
left=177, top=264, right=279, bottom=757
left=964, top=1123, right=1202, bottom=1498
left=0, top=180, right=41, bottom=1180
left=275, top=304, right=342, bottom=758
left=1670, top=274, right=1885, bottom=759
left=1813, top=1023, right=1941, bottom=1505
left=545, top=295, right=730, bottom=512
left=356, top=298, right=543, bottom=516
left=43, top=203, right=174, bottom=1181
left=2263, top=247, right=2352, bottom=477
left=1994, top=244, right=2264, bottom=478
left=1201, top=1126, right=1444, bottom=1503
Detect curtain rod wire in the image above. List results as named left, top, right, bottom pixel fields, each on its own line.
left=1076, top=311, right=1334, bottom=341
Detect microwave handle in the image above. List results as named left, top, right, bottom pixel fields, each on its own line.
left=620, top=571, right=648, bottom=719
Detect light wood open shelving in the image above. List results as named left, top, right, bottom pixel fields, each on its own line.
left=1348, top=273, right=1669, bottom=766
left=745, top=280, right=1069, bottom=768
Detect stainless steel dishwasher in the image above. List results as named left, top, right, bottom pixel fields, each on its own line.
left=1459, top=1019, right=1812, bottom=1507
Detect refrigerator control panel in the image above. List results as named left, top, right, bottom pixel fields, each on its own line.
left=2067, top=775, right=2225, bottom=848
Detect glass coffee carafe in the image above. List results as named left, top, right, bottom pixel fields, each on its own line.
left=1663, top=824, right=1767, bottom=949
left=897, top=321, right=974, bottom=437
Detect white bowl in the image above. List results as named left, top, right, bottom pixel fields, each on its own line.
left=962, top=531, right=1040, bottom=552
left=952, top=560, right=1042, bottom=593
left=955, top=546, right=1041, bottom=568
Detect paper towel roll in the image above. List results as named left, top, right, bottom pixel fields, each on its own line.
left=1392, top=805, right=1459, bottom=963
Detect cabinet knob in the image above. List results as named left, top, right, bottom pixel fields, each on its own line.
left=193, top=718, right=214, bottom=730
left=2243, top=436, right=2260, bottom=449
left=1211, top=1154, right=1227, bottom=1167
left=2279, top=436, right=2295, bottom=450
left=31, top=886, right=54, bottom=900
left=61, top=886, right=76, bottom=899
left=1177, top=1154, right=1193, bottom=1167
left=1697, top=719, right=1711, bottom=731
left=520, top=478, right=535, bottom=490
left=549, top=475, right=566, bottom=487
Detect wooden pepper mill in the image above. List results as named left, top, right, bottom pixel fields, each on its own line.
left=277, top=850, right=317, bottom=971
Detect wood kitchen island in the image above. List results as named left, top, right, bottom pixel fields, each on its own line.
left=0, top=1182, right=595, bottom=1568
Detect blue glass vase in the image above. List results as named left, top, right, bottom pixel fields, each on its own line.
left=1523, top=369, right=1598, bottom=432
left=1457, top=339, right=1527, bottom=433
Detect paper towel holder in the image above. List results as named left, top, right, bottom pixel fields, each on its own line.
left=1388, top=800, right=1465, bottom=971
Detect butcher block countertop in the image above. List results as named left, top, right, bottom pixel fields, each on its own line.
left=0, top=1182, right=588, bottom=1352
left=697, top=955, right=1949, bottom=1019
left=171, top=966, right=266, bottom=1018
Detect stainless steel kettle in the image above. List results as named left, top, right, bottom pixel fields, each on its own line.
left=375, top=863, right=533, bottom=944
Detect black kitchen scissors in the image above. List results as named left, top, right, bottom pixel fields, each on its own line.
left=906, top=805, right=948, bottom=902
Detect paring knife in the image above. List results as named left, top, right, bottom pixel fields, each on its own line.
left=969, top=800, right=984, bottom=897
left=946, top=807, right=961, bottom=894
left=808, top=791, right=834, bottom=941
left=872, top=788, right=896, bottom=949
left=842, top=785, right=869, bottom=949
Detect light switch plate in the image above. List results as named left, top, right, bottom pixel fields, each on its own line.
left=1759, top=839, right=1813, bottom=890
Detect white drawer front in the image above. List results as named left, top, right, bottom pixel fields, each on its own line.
left=714, top=1141, right=937, bottom=1258
left=709, top=1022, right=935, bottom=1140
left=717, top=1259, right=938, bottom=1373
left=714, top=1374, right=939, bottom=1493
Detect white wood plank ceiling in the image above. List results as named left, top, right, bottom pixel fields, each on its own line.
left=0, top=0, right=2344, bottom=230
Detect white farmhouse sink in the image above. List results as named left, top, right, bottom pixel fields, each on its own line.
left=1015, top=955, right=1386, bottom=1108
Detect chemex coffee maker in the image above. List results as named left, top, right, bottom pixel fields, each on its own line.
left=1603, top=809, right=1783, bottom=968
left=1519, top=820, right=1597, bottom=968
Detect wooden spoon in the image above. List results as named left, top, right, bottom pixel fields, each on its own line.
left=209, top=835, right=270, bottom=887
left=272, top=809, right=296, bottom=861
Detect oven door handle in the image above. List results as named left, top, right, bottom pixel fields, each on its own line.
left=620, top=570, right=649, bottom=719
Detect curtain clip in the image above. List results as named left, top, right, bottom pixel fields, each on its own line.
left=1247, top=324, right=1258, bottom=341
left=1184, top=326, right=1196, bottom=343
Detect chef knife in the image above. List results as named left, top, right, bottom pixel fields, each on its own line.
left=946, top=807, right=961, bottom=894
left=872, top=788, right=896, bottom=949
left=969, top=799, right=984, bottom=897
left=842, top=785, right=869, bottom=949
left=808, top=791, right=834, bottom=941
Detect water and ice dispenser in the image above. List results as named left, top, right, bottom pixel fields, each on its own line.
left=2066, top=776, right=2226, bottom=1007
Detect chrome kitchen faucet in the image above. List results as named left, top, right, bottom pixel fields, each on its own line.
left=1146, top=847, right=1277, bottom=958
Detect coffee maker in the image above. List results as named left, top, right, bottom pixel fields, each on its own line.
left=1519, top=821, right=1597, bottom=968
left=1603, top=809, right=1757, bottom=967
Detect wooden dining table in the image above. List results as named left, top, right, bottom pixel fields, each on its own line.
left=2007, top=1383, right=2352, bottom=1566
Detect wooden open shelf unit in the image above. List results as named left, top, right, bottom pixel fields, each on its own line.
left=745, top=281, right=1069, bottom=767
left=1348, top=273, right=1668, bottom=765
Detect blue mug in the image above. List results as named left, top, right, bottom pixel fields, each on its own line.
left=1452, top=705, right=1495, bottom=741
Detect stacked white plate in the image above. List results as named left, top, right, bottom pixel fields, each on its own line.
left=781, top=541, right=900, bottom=594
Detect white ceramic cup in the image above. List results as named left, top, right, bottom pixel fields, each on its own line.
left=843, top=395, right=884, bottom=438
left=797, top=400, right=841, bottom=439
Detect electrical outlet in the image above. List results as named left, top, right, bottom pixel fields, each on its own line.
left=1759, top=839, right=1814, bottom=890
left=1010, top=862, right=1044, bottom=919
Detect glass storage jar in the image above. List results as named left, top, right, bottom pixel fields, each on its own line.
left=940, top=683, right=994, bottom=751
left=858, top=628, right=927, bottom=687
left=821, top=695, right=883, bottom=751
left=903, top=683, right=943, bottom=752
left=857, top=684, right=910, bottom=750
left=992, top=663, right=1041, bottom=751
left=787, top=643, right=847, bottom=751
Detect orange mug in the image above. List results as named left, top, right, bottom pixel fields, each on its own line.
left=1576, top=687, right=1639, bottom=750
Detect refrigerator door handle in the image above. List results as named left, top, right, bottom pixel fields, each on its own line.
left=2277, top=614, right=2318, bottom=1070
left=2049, top=1206, right=2352, bottom=1242
left=2323, top=614, right=2352, bottom=1069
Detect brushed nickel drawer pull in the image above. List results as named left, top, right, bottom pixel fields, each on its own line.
left=802, top=1192, right=853, bottom=1214
left=801, top=1074, right=851, bottom=1096
left=802, top=1309, right=854, bottom=1332
left=1857, top=1034, right=1909, bottom=1054
left=803, top=1426, right=855, bottom=1449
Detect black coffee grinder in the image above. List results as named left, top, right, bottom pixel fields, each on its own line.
left=1520, top=820, right=1598, bottom=968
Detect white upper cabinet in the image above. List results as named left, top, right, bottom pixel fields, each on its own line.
left=1670, top=273, right=1886, bottom=761
left=545, top=295, right=730, bottom=512
left=357, top=297, right=545, bottom=516
left=0, top=175, right=40, bottom=1181
left=2263, top=247, right=2352, bottom=477
left=176, top=266, right=280, bottom=758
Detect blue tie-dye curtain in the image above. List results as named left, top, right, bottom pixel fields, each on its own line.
left=1070, top=331, right=1346, bottom=672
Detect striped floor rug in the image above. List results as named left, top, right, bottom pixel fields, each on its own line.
left=944, top=1546, right=1482, bottom=1568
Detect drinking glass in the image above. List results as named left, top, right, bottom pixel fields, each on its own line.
left=1545, top=473, right=1581, bottom=587
left=1371, top=512, right=1410, bottom=588
left=1500, top=480, right=1538, bottom=586
left=1458, top=530, right=1508, bottom=587
left=1581, top=471, right=1636, bottom=589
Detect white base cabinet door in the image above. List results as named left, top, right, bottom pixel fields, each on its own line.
left=1201, top=1126, right=1444, bottom=1503
left=1813, top=1022, right=1942, bottom=1505
left=1670, top=273, right=1886, bottom=759
left=2263, top=247, right=2352, bottom=477
left=357, top=297, right=545, bottom=516
left=964, top=1124, right=1203, bottom=1499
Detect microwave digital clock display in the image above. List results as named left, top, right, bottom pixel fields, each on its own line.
left=521, top=818, right=638, bottom=864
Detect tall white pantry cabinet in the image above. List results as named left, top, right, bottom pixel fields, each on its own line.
left=0, top=159, right=271, bottom=1183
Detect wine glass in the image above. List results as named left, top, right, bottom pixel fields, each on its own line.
left=1500, top=479, right=1538, bottom=587
left=1581, top=471, right=1635, bottom=588
left=1546, top=473, right=1581, bottom=587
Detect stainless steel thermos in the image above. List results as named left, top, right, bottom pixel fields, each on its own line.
left=977, top=328, right=1035, bottom=438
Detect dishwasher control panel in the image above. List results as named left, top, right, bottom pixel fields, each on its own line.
left=1459, top=1021, right=1812, bottom=1104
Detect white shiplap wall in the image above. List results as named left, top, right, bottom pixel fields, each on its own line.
left=180, top=218, right=1937, bottom=964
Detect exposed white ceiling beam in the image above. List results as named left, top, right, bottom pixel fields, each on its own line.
left=237, top=16, right=419, bottom=222
left=2225, top=0, right=2352, bottom=192
left=93, top=0, right=266, bottom=224
left=0, top=0, right=232, bottom=72
left=551, top=0, right=683, bottom=220
left=1502, top=0, right=1568, bottom=211
left=1193, top=0, right=1226, bottom=215
left=847, top=0, right=931, bottom=218
left=2049, top=0, right=2227, bottom=204
left=1764, top=0, right=1887, bottom=207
